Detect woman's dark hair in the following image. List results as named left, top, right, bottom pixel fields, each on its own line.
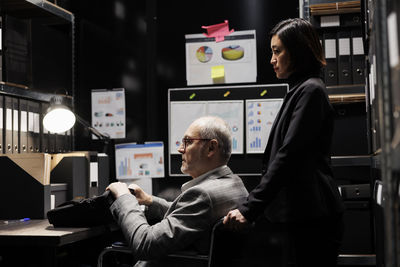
left=270, top=18, right=326, bottom=75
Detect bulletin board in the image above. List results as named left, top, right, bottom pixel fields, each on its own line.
left=168, top=84, right=288, bottom=177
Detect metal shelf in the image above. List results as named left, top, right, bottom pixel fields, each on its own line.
left=0, top=0, right=73, bottom=23
left=0, top=82, right=71, bottom=104
left=337, top=254, right=376, bottom=266
left=331, top=155, right=372, bottom=167
left=327, top=84, right=366, bottom=103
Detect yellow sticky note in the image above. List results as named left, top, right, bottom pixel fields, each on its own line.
left=211, top=65, right=225, bottom=84
left=211, top=65, right=225, bottom=79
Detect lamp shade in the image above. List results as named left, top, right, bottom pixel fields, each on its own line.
left=43, top=96, right=76, bottom=133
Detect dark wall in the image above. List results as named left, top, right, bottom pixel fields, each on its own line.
left=70, top=0, right=299, bottom=191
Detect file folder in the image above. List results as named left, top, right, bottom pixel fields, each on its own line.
left=56, top=131, right=68, bottom=153
left=19, top=99, right=28, bottom=153
left=27, top=100, right=41, bottom=152
left=49, top=131, right=56, bottom=153
left=12, top=97, right=19, bottom=153
left=337, top=30, right=353, bottom=85
left=41, top=102, right=50, bottom=153
left=66, top=129, right=72, bottom=152
left=323, top=31, right=338, bottom=86
left=351, top=28, right=366, bottom=85
left=5, top=96, right=13, bottom=153
left=340, top=13, right=362, bottom=27
left=0, top=95, right=3, bottom=154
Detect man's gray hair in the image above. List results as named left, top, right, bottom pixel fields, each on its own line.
left=194, top=116, right=232, bottom=163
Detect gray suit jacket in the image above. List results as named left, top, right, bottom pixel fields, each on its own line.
left=110, top=166, right=248, bottom=265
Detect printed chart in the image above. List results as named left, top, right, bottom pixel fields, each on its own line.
left=246, top=99, right=283, bottom=153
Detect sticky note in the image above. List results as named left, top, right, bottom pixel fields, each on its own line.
left=202, top=20, right=234, bottom=42
left=211, top=65, right=225, bottom=84
left=211, top=65, right=225, bottom=79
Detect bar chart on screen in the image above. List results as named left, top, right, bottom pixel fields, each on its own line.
left=115, top=142, right=164, bottom=179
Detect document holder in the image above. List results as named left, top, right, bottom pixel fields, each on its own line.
left=0, top=156, right=51, bottom=219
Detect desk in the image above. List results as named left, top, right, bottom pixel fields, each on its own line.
left=0, top=219, right=116, bottom=267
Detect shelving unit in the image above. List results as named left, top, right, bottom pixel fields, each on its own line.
left=301, top=1, right=377, bottom=266
left=0, top=0, right=75, bottom=153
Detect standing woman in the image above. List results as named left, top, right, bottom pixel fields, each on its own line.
left=223, top=18, right=345, bottom=267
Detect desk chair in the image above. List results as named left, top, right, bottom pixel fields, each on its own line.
left=97, top=219, right=222, bottom=267
left=97, top=218, right=290, bottom=267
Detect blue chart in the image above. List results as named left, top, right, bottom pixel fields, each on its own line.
left=249, top=137, right=261, bottom=148
left=246, top=99, right=283, bottom=153
left=118, top=157, right=132, bottom=177
left=232, top=138, right=238, bottom=150
left=249, top=126, right=261, bottom=132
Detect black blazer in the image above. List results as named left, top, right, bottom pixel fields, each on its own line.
left=239, top=74, right=344, bottom=223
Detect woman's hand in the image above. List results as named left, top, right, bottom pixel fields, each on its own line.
left=223, top=209, right=249, bottom=231
left=128, top=184, right=153, bottom=206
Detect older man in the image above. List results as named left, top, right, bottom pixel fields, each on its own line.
left=107, top=116, right=248, bottom=266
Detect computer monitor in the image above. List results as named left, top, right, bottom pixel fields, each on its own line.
left=115, top=142, right=164, bottom=180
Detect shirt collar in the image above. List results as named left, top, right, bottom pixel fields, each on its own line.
left=181, top=165, right=228, bottom=192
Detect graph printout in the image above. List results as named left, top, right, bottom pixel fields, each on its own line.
left=115, top=142, right=164, bottom=179
left=91, top=88, right=126, bottom=139
left=246, top=99, right=283, bottom=153
left=207, top=100, right=244, bottom=154
left=170, top=101, right=244, bottom=154
left=170, top=101, right=207, bottom=154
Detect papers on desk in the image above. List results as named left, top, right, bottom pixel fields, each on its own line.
left=1, top=153, right=52, bottom=185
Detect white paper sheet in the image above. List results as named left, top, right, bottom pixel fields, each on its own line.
left=207, top=100, right=244, bottom=154
left=185, top=30, right=257, bottom=85
left=246, top=99, right=283, bottom=153
left=91, top=88, right=126, bottom=139
left=170, top=101, right=207, bottom=154
left=170, top=100, right=244, bottom=154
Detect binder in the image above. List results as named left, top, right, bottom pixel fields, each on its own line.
left=41, top=102, right=49, bottom=153
left=27, top=100, right=40, bottom=152
left=5, top=96, right=13, bottom=153
left=351, top=28, right=366, bottom=85
left=337, top=30, right=353, bottom=85
left=19, top=99, right=28, bottom=153
left=12, top=97, right=19, bottom=153
left=323, top=31, right=338, bottom=86
left=65, top=129, right=72, bottom=152
left=0, top=95, right=3, bottom=154
left=55, top=132, right=66, bottom=153
left=340, top=13, right=362, bottom=27
left=48, top=131, right=56, bottom=153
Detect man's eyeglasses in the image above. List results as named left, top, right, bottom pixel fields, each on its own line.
left=181, top=138, right=211, bottom=153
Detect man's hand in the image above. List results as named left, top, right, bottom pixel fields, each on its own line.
left=106, top=182, right=130, bottom=199
left=128, top=184, right=153, bottom=206
left=223, top=209, right=249, bottom=231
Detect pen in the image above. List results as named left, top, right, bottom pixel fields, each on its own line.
left=4, top=218, right=30, bottom=224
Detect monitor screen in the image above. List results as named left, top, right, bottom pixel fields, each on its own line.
left=115, top=142, right=164, bottom=180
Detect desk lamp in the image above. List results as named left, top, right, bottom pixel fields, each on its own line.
left=43, top=96, right=110, bottom=141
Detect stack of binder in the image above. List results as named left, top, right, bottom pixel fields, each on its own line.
left=311, top=1, right=366, bottom=87
left=0, top=93, right=72, bottom=155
